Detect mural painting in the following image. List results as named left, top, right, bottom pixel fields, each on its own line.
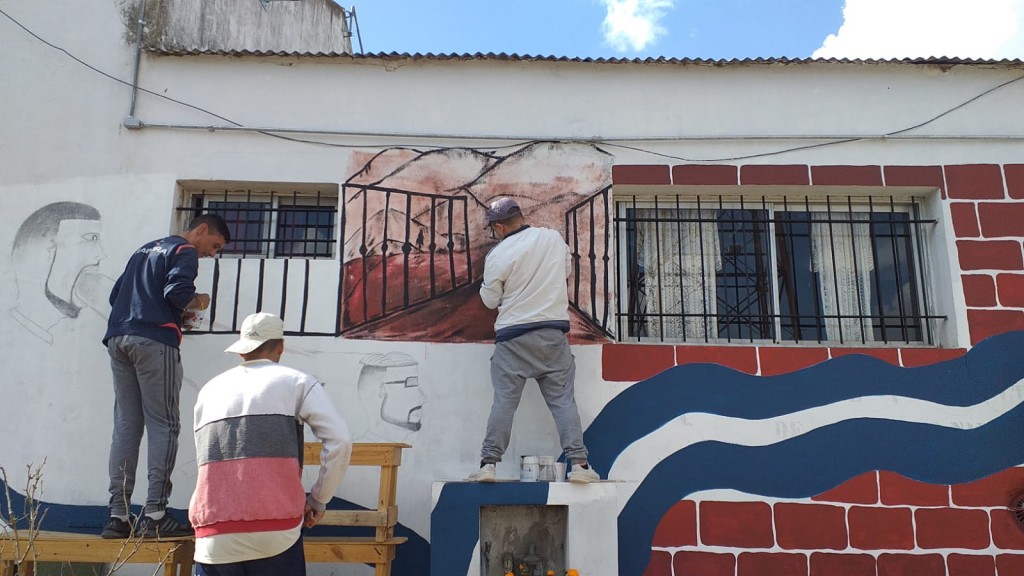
left=429, top=331, right=1024, bottom=574
left=339, top=141, right=613, bottom=343
left=3, top=160, right=1024, bottom=576
left=9, top=201, right=110, bottom=344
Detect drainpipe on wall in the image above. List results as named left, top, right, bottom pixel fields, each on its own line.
left=123, top=0, right=146, bottom=130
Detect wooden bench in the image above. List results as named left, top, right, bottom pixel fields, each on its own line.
left=1, top=442, right=409, bottom=576
left=302, top=442, right=410, bottom=576
left=0, top=531, right=194, bottom=576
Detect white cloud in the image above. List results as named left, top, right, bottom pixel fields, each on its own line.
left=601, top=0, right=674, bottom=52
left=814, top=0, right=1024, bottom=59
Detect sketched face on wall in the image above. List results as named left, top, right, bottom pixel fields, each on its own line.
left=12, top=202, right=104, bottom=319
left=357, top=351, right=426, bottom=435
left=46, top=219, right=105, bottom=315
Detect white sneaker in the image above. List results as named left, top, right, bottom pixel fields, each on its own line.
left=467, top=463, right=496, bottom=482
left=569, top=464, right=600, bottom=484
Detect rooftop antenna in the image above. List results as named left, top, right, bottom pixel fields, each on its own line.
left=341, top=5, right=363, bottom=53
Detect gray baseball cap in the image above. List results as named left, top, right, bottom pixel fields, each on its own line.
left=485, top=197, right=522, bottom=225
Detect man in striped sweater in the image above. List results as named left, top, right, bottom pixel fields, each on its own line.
left=190, top=312, right=351, bottom=575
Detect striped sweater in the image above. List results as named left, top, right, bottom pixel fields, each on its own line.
left=190, top=359, right=351, bottom=540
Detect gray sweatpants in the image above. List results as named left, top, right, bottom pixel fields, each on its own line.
left=106, top=335, right=182, bottom=517
left=480, top=328, right=588, bottom=464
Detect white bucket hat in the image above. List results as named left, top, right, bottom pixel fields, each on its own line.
left=225, top=312, right=285, bottom=354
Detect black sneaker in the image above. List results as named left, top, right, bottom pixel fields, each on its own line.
left=136, top=514, right=194, bottom=539
left=100, top=517, right=132, bottom=539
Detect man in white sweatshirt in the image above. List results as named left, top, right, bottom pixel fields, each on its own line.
left=190, top=312, right=352, bottom=575
left=467, top=197, right=600, bottom=484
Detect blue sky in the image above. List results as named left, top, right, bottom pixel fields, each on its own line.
left=344, top=0, right=1024, bottom=60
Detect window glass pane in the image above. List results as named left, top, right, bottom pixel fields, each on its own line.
left=775, top=212, right=826, bottom=341
left=716, top=209, right=774, bottom=341
left=872, top=212, right=923, bottom=342
left=276, top=205, right=336, bottom=258
left=775, top=210, right=922, bottom=343
left=208, top=201, right=269, bottom=256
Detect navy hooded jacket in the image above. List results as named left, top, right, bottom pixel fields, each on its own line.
left=103, top=235, right=199, bottom=349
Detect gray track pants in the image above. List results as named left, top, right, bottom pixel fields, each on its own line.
left=106, top=335, right=182, bottom=517
left=480, top=328, right=588, bottom=464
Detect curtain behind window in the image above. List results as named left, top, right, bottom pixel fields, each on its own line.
left=636, top=209, right=721, bottom=341
left=810, top=212, right=875, bottom=343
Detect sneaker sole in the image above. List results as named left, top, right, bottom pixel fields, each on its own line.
left=100, top=532, right=130, bottom=540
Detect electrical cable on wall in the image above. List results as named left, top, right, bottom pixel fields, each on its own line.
left=2, top=6, right=1023, bottom=162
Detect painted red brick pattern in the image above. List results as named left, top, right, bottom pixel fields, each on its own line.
left=876, top=553, right=945, bottom=576
left=967, top=309, right=1024, bottom=345
left=990, top=508, right=1024, bottom=550
left=947, top=553, right=996, bottom=576
left=848, top=506, right=914, bottom=550
left=952, top=467, right=1024, bottom=507
left=996, top=553, right=1024, bottom=574
left=675, top=345, right=758, bottom=374
left=810, top=165, right=883, bottom=186
left=879, top=471, right=950, bottom=506
left=737, top=552, right=807, bottom=576
left=1006, top=164, right=1024, bottom=199
left=774, top=503, right=848, bottom=550
left=945, top=164, right=1006, bottom=200
left=813, top=471, right=879, bottom=504
left=829, top=347, right=900, bottom=365
left=612, top=164, right=671, bottom=185
left=884, top=165, right=946, bottom=196
left=915, top=508, right=991, bottom=549
left=809, top=552, right=876, bottom=576
left=672, top=165, right=738, bottom=185
left=962, top=274, right=998, bottom=308
left=996, top=273, right=1024, bottom=308
left=899, top=347, right=966, bottom=368
left=957, top=239, right=1024, bottom=271
left=673, top=551, right=735, bottom=576
left=758, top=347, right=829, bottom=376
left=740, top=164, right=810, bottom=185
left=978, top=202, right=1024, bottom=237
left=699, top=501, right=774, bottom=548
left=950, top=202, right=981, bottom=238
left=642, top=550, right=673, bottom=576
left=601, top=343, right=675, bottom=382
left=652, top=500, right=697, bottom=547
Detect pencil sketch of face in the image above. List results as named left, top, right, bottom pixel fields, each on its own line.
left=12, top=202, right=104, bottom=319
left=357, top=351, right=426, bottom=435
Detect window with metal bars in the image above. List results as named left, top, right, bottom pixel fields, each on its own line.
left=615, top=194, right=940, bottom=345
left=181, top=188, right=338, bottom=259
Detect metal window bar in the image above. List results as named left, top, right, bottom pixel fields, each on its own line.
left=177, top=189, right=340, bottom=337
left=339, top=184, right=473, bottom=333
left=182, top=190, right=338, bottom=259
left=615, top=194, right=944, bottom=345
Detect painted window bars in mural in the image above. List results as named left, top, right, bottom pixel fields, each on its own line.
left=613, top=194, right=943, bottom=345
left=178, top=185, right=473, bottom=335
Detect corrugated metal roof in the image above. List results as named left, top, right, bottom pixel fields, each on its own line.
left=145, top=49, right=1024, bottom=67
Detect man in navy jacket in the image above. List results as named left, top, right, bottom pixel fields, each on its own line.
left=101, top=214, right=230, bottom=539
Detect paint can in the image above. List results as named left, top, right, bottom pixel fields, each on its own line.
left=537, top=456, right=556, bottom=481
left=552, top=462, right=567, bottom=482
left=520, top=456, right=539, bottom=482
